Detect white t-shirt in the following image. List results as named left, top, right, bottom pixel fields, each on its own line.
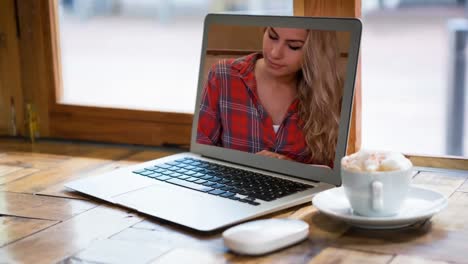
left=273, top=125, right=280, bottom=133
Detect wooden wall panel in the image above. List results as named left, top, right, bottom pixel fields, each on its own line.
left=295, top=0, right=362, bottom=17
left=207, top=25, right=351, bottom=54
left=49, top=114, right=192, bottom=147
left=0, top=0, right=24, bottom=136
left=207, top=25, right=263, bottom=51
left=15, top=0, right=52, bottom=137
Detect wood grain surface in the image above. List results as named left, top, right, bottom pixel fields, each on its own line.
left=0, top=216, right=57, bottom=248
left=1, top=138, right=467, bottom=263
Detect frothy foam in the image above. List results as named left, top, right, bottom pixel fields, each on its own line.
left=341, top=150, right=412, bottom=172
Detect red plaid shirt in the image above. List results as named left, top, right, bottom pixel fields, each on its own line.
left=196, top=53, right=314, bottom=164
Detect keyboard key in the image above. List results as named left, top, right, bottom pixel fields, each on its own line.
left=208, top=164, right=219, bottom=170
left=274, top=191, right=285, bottom=196
left=139, top=170, right=153, bottom=176
left=220, top=186, right=235, bottom=192
left=208, top=189, right=225, bottom=195
left=155, top=175, right=172, bottom=181
left=147, top=172, right=163, bottom=178
left=185, top=177, right=199, bottom=182
left=134, top=169, right=148, bottom=174
left=220, top=192, right=235, bottom=198
left=202, top=181, right=216, bottom=187
left=166, top=178, right=214, bottom=192
left=234, top=189, right=249, bottom=196
left=194, top=179, right=207, bottom=184
left=185, top=171, right=196, bottom=176
left=201, top=175, right=213, bottom=180
left=248, top=201, right=260, bottom=206
left=210, top=177, right=221, bottom=182
left=169, top=172, right=182, bottom=178
left=212, top=183, right=225, bottom=189
left=178, top=175, right=190, bottom=180
left=156, top=164, right=171, bottom=169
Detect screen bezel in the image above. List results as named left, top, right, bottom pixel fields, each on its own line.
left=190, top=14, right=362, bottom=186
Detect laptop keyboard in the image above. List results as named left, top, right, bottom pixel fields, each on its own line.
left=132, top=157, right=313, bottom=206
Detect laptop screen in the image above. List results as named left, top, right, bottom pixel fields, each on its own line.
left=191, top=15, right=361, bottom=186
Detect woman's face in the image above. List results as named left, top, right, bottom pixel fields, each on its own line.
left=262, top=27, right=307, bottom=77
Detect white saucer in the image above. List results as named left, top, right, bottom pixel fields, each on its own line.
left=312, top=186, right=447, bottom=229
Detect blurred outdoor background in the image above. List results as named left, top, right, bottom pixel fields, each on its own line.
left=57, top=0, right=467, bottom=158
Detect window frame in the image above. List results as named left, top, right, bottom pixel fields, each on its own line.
left=2, top=0, right=465, bottom=170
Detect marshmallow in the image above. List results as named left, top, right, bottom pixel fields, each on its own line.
left=364, top=159, right=379, bottom=172
left=342, top=150, right=412, bottom=172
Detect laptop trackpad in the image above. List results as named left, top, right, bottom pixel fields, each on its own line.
left=112, top=183, right=252, bottom=231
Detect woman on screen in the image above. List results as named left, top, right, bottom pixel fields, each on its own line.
left=196, top=27, right=343, bottom=167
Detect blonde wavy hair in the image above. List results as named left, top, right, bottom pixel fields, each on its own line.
left=297, top=30, right=344, bottom=165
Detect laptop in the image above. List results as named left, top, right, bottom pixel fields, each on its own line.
left=65, top=14, right=362, bottom=232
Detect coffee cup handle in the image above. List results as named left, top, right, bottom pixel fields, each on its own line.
left=371, top=181, right=383, bottom=211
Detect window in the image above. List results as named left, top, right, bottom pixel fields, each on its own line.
left=58, top=0, right=293, bottom=113
left=361, top=1, right=467, bottom=157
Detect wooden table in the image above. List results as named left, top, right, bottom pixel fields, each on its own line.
left=0, top=139, right=467, bottom=264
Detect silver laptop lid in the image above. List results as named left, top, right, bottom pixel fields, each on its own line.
left=191, top=14, right=362, bottom=186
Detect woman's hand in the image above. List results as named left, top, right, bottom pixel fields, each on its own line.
left=256, top=150, right=292, bottom=160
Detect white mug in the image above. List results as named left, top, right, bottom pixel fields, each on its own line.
left=341, top=167, right=413, bottom=217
